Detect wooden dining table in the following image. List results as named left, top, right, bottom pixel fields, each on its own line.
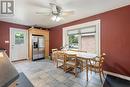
left=60, top=50, right=98, bottom=80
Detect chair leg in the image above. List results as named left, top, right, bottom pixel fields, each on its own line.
left=101, top=68, right=105, bottom=78
left=53, top=58, right=56, bottom=65
left=86, top=65, right=88, bottom=81
left=90, top=66, right=92, bottom=74
left=99, top=69, right=103, bottom=83
left=64, top=64, right=67, bottom=72
left=74, top=67, right=77, bottom=77
left=56, top=61, right=58, bottom=68
left=81, top=61, right=84, bottom=72
left=78, top=61, right=83, bottom=72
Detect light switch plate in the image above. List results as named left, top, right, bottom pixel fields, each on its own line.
left=5, top=41, right=9, bottom=43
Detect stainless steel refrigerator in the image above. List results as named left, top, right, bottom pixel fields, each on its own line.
left=32, top=35, right=45, bottom=60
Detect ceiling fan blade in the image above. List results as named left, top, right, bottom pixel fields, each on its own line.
left=29, top=1, right=50, bottom=9
left=49, top=3, right=56, bottom=6
left=36, top=12, right=51, bottom=16
left=61, top=11, right=74, bottom=16
left=36, top=8, right=51, bottom=15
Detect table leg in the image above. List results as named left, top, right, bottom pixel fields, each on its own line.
left=86, top=60, right=88, bottom=81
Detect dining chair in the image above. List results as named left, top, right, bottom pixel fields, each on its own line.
left=56, top=51, right=66, bottom=70
left=64, top=54, right=78, bottom=77
left=51, top=48, right=58, bottom=60
left=87, top=53, right=106, bottom=83
left=52, top=51, right=58, bottom=64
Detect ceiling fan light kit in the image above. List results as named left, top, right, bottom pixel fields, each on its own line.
left=51, top=15, right=61, bottom=22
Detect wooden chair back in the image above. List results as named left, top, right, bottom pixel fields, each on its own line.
left=87, top=53, right=106, bottom=82
left=89, top=53, right=105, bottom=66
left=52, top=48, right=58, bottom=53
left=65, top=54, right=77, bottom=62
left=52, top=51, right=59, bottom=61
left=64, top=54, right=78, bottom=77
left=57, top=51, right=66, bottom=60
left=98, top=53, right=106, bottom=67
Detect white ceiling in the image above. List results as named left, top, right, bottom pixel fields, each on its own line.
left=0, top=0, right=130, bottom=28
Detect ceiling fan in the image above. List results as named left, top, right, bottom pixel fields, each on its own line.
left=36, top=2, right=74, bottom=22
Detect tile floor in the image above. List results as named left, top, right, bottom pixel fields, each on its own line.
left=13, top=59, right=105, bottom=87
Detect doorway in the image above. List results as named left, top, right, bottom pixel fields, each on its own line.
left=10, top=28, right=28, bottom=61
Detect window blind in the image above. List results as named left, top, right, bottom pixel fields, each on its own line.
left=67, top=29, right=79, bottom=35
left=80, top=26, right=96, bottom=34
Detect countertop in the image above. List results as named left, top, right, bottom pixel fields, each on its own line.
left=0, top=50, right=19, bottom=87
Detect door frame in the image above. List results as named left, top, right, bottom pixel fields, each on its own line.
left=10, top=28, right=28, bottom=61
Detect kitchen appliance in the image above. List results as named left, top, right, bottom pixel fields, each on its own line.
left=32, top=35, right=45, bottom=60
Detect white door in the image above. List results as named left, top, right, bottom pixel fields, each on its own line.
left=10, top=28, right=28, bottom=61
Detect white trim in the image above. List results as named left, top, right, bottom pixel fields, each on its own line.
left=81, top=33, right=96, bottom=36
left=10, top=28, right=28, bottom=61
left=63, top=20, right=101, bottom=55
left=104, top=71, right=130, bottom=81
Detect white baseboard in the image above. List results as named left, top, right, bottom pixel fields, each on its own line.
left=104, top=71, right=130, bottom=81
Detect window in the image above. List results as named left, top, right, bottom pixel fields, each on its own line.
left=15, top=32, right=24, bottom=44
left=67, top=26, right=96, bottom=52
left=63, top=20, right=100, bottom=55
left=68, top=34, right=79, bottom=49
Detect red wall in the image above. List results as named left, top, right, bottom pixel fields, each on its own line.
left=0, top=21, right=29, bottom=55
left=49, top=5, right=130, bottom=76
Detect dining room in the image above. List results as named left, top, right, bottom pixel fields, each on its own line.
left=0, top=0, right=130, bottom=87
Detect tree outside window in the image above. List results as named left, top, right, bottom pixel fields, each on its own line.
left=69, top=35, right=79, bottom=49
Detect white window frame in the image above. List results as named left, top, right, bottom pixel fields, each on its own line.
left=63, top=20, right=101, bottom=55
